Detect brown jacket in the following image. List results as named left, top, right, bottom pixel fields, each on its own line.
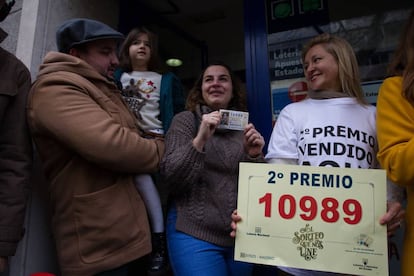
left=0, top=28, right=32, bottom=257
left=27, top=51, right=164, bottom=275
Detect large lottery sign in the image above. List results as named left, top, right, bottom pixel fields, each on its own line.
left=235, top=163, right=388, bottom=276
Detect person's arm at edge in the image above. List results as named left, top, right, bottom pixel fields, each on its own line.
left=377, top=77, right=414, bottom=186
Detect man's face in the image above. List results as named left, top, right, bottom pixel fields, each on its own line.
left=72, top=39, right=120, bottom=79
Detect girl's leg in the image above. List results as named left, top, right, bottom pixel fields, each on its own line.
left=134, top=174, right=164, bottom=232
left=134, top=174, right=168, bottom=273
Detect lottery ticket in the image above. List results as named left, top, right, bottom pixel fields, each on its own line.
left=218, top=109, right=249, bottom=130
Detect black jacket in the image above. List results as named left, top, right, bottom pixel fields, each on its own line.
left=0, top=27, right=32, bottom=256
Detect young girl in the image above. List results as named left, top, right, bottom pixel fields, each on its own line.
left=116, top=26, right=185, bottom=274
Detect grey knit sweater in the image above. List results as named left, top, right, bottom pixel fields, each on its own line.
left=160, top=105, right=264, bottom=247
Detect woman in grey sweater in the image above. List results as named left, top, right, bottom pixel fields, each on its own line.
left=160, top=62, right=265, bottom=276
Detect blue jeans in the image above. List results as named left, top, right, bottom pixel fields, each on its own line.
left=166, top=205, right=253, bottom=276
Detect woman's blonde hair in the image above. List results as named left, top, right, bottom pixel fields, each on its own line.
left=301, top=33, right=367, bottom=104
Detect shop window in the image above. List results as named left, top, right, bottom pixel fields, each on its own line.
left=267, top=4, right=411, bottom=122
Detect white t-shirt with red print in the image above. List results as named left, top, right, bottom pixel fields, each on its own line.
left=120, top=71, right=163, bottom=134
left=266, top=97, right=379, bottom=170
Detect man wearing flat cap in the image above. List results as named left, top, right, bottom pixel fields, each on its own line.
left=27, top=18, right=164, bottom=275
left=0, top=0, right=32, bottom=273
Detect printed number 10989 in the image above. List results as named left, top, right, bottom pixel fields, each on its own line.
left=259, top=193, right=362, bottom=225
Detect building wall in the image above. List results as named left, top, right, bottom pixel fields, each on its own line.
left=29, top=0, right=120, bottom=78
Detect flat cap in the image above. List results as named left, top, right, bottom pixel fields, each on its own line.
left=56, top=18, right=124, bottom=53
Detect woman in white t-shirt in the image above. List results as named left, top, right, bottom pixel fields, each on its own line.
left=231, top=33, right=405, bottom=276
